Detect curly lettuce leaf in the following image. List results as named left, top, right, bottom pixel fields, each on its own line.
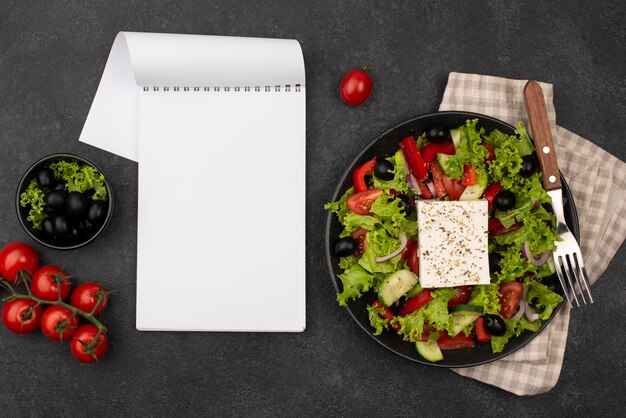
left=48, top=160, right=108, bottom=200
left=423, top=288, right=457, bottom=333
left=490, top=316, right=543, bottom=353
left=392, top=308, right=426, bottom=342
left=367, top=303, right=392, bottom=335
left=525, top=280, right=564, bottom=320
left=19, top=179, right=47, bottom=230
left=468, top=284, right=501, bottom=315
left=336, top=264, right=375, bottom=306
left=357, top=228, right=402, bottom=273
left=493, top=215, right=560, bottom=255
left=324, top=187, right=354, bottom=225
left=514, top=121, right=535, bottom=157
left=439, top=119, right=489, bottom=180
left=372, top=150, right=410, bottom=194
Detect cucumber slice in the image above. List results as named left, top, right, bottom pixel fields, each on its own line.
left=450, top=128, right=461, bottom=149
left=449, top=312, right=482, bottom=337
left=378, top=270, right=419, bottom=307
left=436, top=153, right=454, bottom=176
left=459, top=169, right=488, bottom=201
left=547, top=257, right=556, bottom=273
left=415, top=333, right=444, bottom=362
left=450, top=304, right=484, bottom=314
left=405, top=282, right=423, bottom=299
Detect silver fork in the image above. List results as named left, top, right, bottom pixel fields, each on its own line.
left=523, top=81, right=593, bottom=307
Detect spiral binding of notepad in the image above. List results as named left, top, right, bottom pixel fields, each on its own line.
left=142, top=84, right=302, bottom=92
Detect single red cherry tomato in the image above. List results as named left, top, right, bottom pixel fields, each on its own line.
left=475, top=316, right=491, bottom=342
left=429, top=161, right=448, bottom=198
left=498, top=282, right=524, bottom=319
left=398, top=289, right=432, bottom=316
left=70, top=324, right=108, bottom=363
left=70, top=283, right=109, bottom=316
left=31, top=265, right=71, bottom=301
left=340, top=69, right=373, bottom=106
left=442, top=174, right=465, bottom=200
left=461, top=164, right=477, bottom=186
left=40, top=305, right=78, bottom=341
left=404, top=240, right=419, bottom=275
left=447, top=286, right=472, bottom=309
left=346, top=188, right=383, bottom=216
left=421, top=141, right=456, bottom=163
left=353, top=157, right=377, bottom=193
left=0, top=242, right=39, bottom=284
left=2, top=298, right=42, bottom=334
left=483, top=183, right=502, bottom=212
left=351, top=228, right=368, bottom=258
left=438, top=332, right=476, bottom=350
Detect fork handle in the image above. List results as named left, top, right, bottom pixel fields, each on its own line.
left=523, top=81, right=562, bottom=191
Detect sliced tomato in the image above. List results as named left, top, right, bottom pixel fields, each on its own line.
left=421, top=141, right=456, bottom=163
left=461, top=164, right=477, bottom=186
left=442, top=174, right=465, bottom=201
left=416, top=180, right=433, bottom=199
left=475, top=317, right=491, bottom=342
left=353, top=157, right=377, bottom=193
left=346, top=188, right=383, bottom=215
left=404, top=240, right=419, bottom=275
left=429, top=161, right=448, bottom=198
left=498, top=282, right=524, bottom=319
left=398, top=289, right=432, bottom=316
left=438, top=333, right=475, bottom=350
left=483, top=183, right=502, bottom=212
left=488, top=218, right=523, bottom=236
left=485, top=143, right=495, bottom=162
left=447, top=286, right=472, bottom=309
left=351, top=228, right=368, bottom=258
left=399, top=136, right=429, bottom=179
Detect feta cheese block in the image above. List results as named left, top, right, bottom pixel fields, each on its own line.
left=417, top=200, right=489, bottom=288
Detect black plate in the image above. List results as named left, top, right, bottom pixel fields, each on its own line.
left=325, top=111, right=579, bottom=368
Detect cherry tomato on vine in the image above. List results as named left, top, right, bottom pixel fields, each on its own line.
left=340, top=69, right=372, bottom=106
left=70, top=324, right=108, bottom=363
left=70, top=283, right=109, bottom=316
left=31, top=265, right=71, bottom=301
left=0, top=242, right=39, bottom=284
left=40, top=305, right=78, bottom=341
left=2, top=298, right=43, bottom=334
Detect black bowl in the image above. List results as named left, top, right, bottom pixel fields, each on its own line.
left=325, top=111, right=579, bottom=368
left=16, top=153, right=114, bottom=250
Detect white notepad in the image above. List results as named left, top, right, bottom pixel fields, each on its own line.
left=79, top=32, right=306, bottom=332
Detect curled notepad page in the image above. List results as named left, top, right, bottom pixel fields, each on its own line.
left=80, top=32, right=306, bottom=332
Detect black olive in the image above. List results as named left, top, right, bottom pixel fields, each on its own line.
left=87, top=200, right=107, bottom=224
left=44, top=205, right=58, bottom=216
left=542, top=275, right=560, bottom=293
left=52, top=214, right=70, bottom=236
left=494, top=190, right=516, bottom=211
left=54, top=182, right=67, bottom=191
left=42, top=218, right=55, bottom=236
left=397, top=194, right=414, bottom=216
left=483, top=314, right=507, bottom=337
left=389, top=296, right=406, bottom=315
left=489, top=252, right=503, bottom=274
left=426, top=125, right=450, bottom=144
left=519, top=155, right=537, bottom=178
left=333, top=237, right=358, bottom=257
left=45, top=190, right=67, bottom=211
left=374, top=160, right=394, bottom=181
left=36, top=168, right=56, bottom=189
left=66, top=192, right=89, bottom=218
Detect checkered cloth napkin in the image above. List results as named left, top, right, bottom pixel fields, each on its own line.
left=440, top=72, right=626, bottom=395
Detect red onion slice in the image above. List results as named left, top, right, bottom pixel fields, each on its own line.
left=511, top=299, right=526, bottom=320
left=406, top=173, right=421, bottom=195
left=532, top=199, right=539, bottom=211
left=521, top=242, right=551, bottom=266
left=524, top=301, right=540, bottom=322
left=424, top=179, right=437, bottom=198
left=376, top=234, right=408, bottom=263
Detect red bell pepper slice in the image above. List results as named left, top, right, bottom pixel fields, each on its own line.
left=372, top=299, right=400, bottom=331
left=438, top=332, right=476, bottom=350
left=399, top=136, right=429, bottom=180
left=461, top=164, right=477, bottom=186
left=421, top=141, right=456, bottom=163
left=416, top=180, right=433, bottom=199
left=482, top=183, right=502, bottom=212
left=353, top=157, right=377, bottom=193
left=398, top=289, right=432, bottom=316
left=475, top=317, right=491, bottom=342
left=485, top=143, right=495, bottom=162
left=488, top=218, right=523, bottom=236
left=429, top=161, right=448, bottom=198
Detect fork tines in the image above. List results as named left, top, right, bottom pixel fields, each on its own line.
left=554, top=252, right=594, bottom=307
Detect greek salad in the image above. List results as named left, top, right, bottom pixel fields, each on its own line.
left=325, top=119, right=564, bottom=362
